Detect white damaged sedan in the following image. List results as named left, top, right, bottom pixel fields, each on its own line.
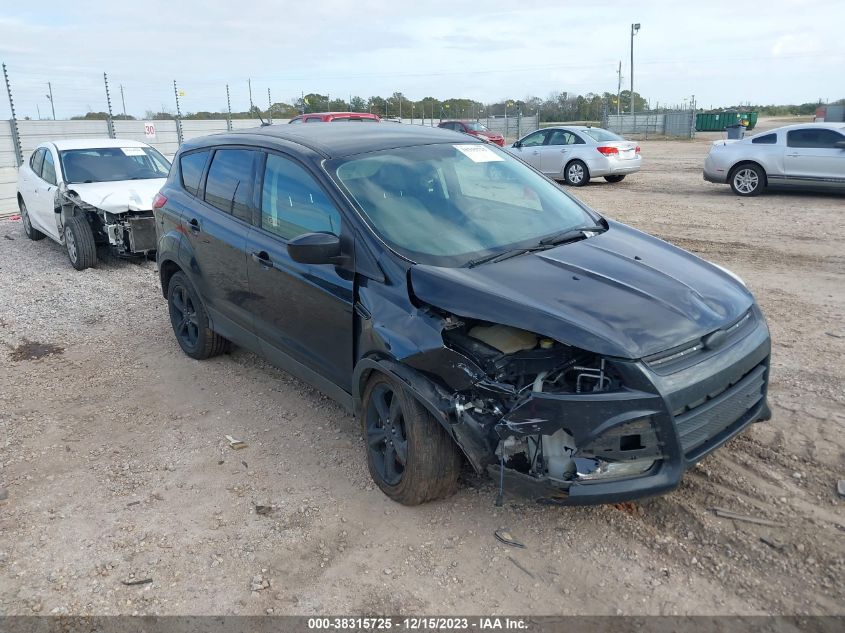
left=16, top=138, right=170, bottom=269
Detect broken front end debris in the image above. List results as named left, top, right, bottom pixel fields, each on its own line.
left=396, top=305, right=771, bottom=506
left=59, top=186, right=157, bottom=257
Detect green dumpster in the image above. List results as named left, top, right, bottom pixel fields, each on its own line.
left=695, top=111, right=757, bottom=132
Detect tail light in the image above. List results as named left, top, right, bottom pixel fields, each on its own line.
left=635, top=146, right=641, bottom=154
left=596, top=146, right=619, bottom=156
left=152, top=193, right=167, bottom=210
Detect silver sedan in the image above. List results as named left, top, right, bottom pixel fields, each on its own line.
left=506, top=126, right=641, bottom=186
left=703, top=122, right=845, bottom=196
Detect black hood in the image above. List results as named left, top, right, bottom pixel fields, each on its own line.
left=409, top=221, right=754, bottom=360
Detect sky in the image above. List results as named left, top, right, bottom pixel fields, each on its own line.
left=1, top=0, right=842, bottom=119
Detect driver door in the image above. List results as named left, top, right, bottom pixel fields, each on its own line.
left=541, top=129, right=581, bottom=176
left=246, top=151, right=354, bottom=392
left=511, top=130, right=548, bottom=170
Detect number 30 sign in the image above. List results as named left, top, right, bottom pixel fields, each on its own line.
left=144, top=122, right=157, bottom=139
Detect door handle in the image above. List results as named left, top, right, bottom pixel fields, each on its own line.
left=251, top=251, right=273, bottom=267
left=188, top=218, right=200, bottom=232
left=532, top=150, right=540, bottom=155
left=786, top=153, right=799, bottom=157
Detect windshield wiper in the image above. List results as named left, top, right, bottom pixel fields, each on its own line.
left=538, top=224, right=606, bottom=246
left=465, top=223, right=607, bottom=268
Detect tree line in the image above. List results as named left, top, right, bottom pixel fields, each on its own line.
left=66, top=93, right=843, bottom=123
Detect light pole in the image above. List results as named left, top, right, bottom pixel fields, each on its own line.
left=630, top=23, right=640, bottom=115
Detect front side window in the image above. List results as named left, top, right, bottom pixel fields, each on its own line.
left=751, top=133, right=777, bottom=144
left=261, top=154, right=341, bottom=240
left=204, top=149, right=256, bottom=222
left=519, top=130, right=547, bottom=147
left=59, top=146, right=170, bottom=184
left=180, top=150, right=210, bottom=197
left=30, top=148, right=45, bottom=178
left=331, top=142, right=599, bottom=267
left=787, top=128, right=845, bottom=149
left=465, top=122, right=490, bottom=132
left=41, top=150, right=58, bottom=186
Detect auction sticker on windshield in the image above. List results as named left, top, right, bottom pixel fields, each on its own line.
left=453, top=144, right=504, bottom=163
left=121, top=147, right=146, bottom=156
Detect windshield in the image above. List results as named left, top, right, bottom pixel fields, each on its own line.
left=59, top=147, right=171, bottom=184
left=465, top=122, right=490, bottom=132
left=330, top=142, right=600, bottom=267
left=580, top=128, right=624, bottom=142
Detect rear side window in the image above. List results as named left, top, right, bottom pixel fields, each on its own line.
left=751, top=133, right=777, bottom=144
left=180, top=150, right=209, bottom=197
left=204, top=149, right=256, bottom=222
left=261, top=153, right=341, bottom=240
left=41, top=151, right=58, bottom=185
left=787, top=128, right=845, bottom=149
left=30, top=149, right=45, bottom=177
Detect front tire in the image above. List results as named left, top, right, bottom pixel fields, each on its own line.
left=64, top=215, right=97, bottom=270
left=604, top=175, right=625, bottom=183
left=563, top=160, right=590, bottom=186
left=167, top=271, right=228, bottom=360
left=19, top=198, right=45, bottom=241
left=730, top=163, right=765, bottom=196
left=362, top=373, right=462, bottom=505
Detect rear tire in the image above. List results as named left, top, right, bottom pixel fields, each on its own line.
left=604, top=175, right=625, bottom=183
left=19, top=198, right=45, bottom=241
left=362, top=373, right=462, bottom=505
left=64, top=215, right=97, bottom=270
left=563, top=160, right=590, bottom=186
left=729, top=163, right=765, bottom=196
left=167, top=271, right=228, bottom=360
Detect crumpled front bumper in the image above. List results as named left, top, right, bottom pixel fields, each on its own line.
left=491, top=311, right=772, bottom=505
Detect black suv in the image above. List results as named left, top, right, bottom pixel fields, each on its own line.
left=154, top=124, right=771, bottom=506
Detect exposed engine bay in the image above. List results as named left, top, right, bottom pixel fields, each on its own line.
left=435, top=315, right=662, bottom=495
left=59, top=187, right=157, bottom=256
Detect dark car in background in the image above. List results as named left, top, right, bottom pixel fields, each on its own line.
left=438, top=120, right=505, bottom=146
left=153, top=124, right=771, bottom=506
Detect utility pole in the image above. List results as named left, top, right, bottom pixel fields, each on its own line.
left=47, top=81, right=56, bottom=119
left=225, top=84, right=232, bottom=131
left=104, top=72, right=115, bottom=138
left=173, top=79, right=183, bottom=144
left=3, top=63, right=23, bottom=166
left=616, top=61, right=622, bottom=116
left=267, top=87, right=272, bottom=124
left=248, top=78, right=254, bottom=112
left=119, top=84, right=126, bottom=118
left=630, top=23, right=640, bottom=116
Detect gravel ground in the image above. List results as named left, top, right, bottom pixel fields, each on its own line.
left=1, top=121, right=843, bottom=616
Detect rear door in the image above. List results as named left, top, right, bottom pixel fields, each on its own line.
left=245, top=151, right=354, bottom=391
left=29, top=146, right=61, bottom=239
left=541, top=129, right=582, bottom=176
left=511, top=129, right=548, bottom=170
left=181, top=147, right=259, bottom=343
left=784, top=127, right=845, bottom=188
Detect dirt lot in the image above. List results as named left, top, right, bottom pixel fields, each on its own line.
left=1, top=121, right=843, bottom=616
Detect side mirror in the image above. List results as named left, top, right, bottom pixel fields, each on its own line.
left=835, top=140, right=845, bottom=150
left=287, top=232, right=341, bottom=265
left=513, top=140, right=522, bottom=148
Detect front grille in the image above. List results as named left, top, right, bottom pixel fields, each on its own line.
left=646, top=308, right=756, bottom=374
left=674, top=363, right=766, bottom=454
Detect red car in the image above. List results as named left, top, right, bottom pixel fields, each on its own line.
left=289, top=112, right=381, bottom=124
left=437, top=120, right=505, bottom=146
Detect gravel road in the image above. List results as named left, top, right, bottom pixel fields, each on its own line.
left=1, top=121, right=843, bottom=616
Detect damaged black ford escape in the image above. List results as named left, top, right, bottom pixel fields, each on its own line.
left=153, top=124, right=771, bottom=506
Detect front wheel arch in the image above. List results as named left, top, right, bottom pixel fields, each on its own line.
left=728, top=161, right=767, bottom=195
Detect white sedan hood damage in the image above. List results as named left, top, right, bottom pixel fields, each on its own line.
left=66, top=178, right=166, bottom=214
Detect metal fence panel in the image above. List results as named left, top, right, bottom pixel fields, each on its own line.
left=605, top=110, right=694, bottom=138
